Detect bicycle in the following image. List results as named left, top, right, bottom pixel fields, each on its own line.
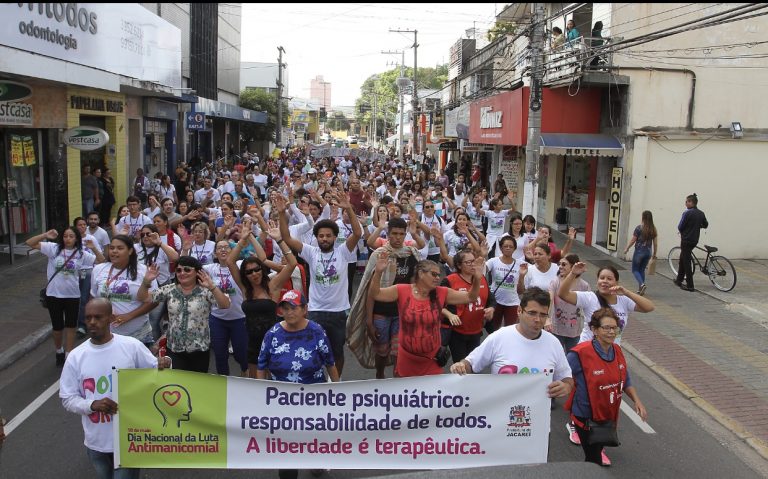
left=667, top=244, right=737, bottom=292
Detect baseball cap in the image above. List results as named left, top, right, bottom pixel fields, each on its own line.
left=279, top=289, right=307, bottom=307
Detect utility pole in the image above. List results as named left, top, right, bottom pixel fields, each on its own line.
left=383, top=49, right=407, bottom=162
left=276, top=46, right=285, bottom=148
left=522, top=4, right=545, bottom=218
left=389, top=29, right=418, bottom=157
left=372, top=90, right=377, bottom=149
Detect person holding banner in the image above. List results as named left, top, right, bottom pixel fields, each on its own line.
left=256, top=290, right=339, bottom=479
left=60, top=298, right=171, bottom=479
left=449, top=287, right=574, bottom=400
left=369, top=255, right=481, bottom=377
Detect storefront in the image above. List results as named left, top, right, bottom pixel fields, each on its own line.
left=143, top=98, right=178, bottom=180
left=538, top=133, right=624, bottom=249
left=0, top=80, right=67, bottom=262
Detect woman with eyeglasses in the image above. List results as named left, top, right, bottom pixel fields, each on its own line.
left=90, top=235, right=159, bottom=348
left=557, top=262, right=654, bottom=464
left=369, top=256, right=481, bottom=377
left=504, top=214, right=528, bottom=261
left=138, top=256, right=230, bottom=373
left=227, top=217, right=298, bottom=378
left=565, top=308, right=647, bottom=466
left=134, top=224, right=180, bottom=341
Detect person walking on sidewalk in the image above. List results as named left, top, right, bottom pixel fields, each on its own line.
left=623, top=211, right=658, bottom=296
left=26, top=228, right=97, bottom=366
left=675, top=193, right=708, bottom=291
left=60, top=298, right=171, bottom=479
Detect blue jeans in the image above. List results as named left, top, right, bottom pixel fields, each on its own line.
left=148, top=301, right=167, bottom=341
left=78, top=272, right=92, bottom=330
left=632, top=248, right=652, bottom=287
left=86, top=448, right=140, bottom=479
left=209, top=315, right=248, bottom=375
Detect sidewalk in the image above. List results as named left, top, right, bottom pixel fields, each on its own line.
left=0, top=253, right=52, bottom=370
left=553, top=230, right=768, bottom=460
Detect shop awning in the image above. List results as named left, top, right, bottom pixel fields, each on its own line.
left=539, top=133, right=623, bottom=157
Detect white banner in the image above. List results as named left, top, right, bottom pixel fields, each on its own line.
left=116, top=371, right=552, bottom=469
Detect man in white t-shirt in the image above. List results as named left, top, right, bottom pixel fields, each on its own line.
left=60, top=298, right=171, bottom=478
left=279, top=189, right=362, bottom=377
left=194, top=178, right=221, bottom=205
left=116, top=196, right=153, bottom=240
left=451, top=287, right=574, bottom=399
left=86, top=212, right=110, bottom=251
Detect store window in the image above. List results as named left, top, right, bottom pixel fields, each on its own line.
left=564, top=156, right=591, bottom=233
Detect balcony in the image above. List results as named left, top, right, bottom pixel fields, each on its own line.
left=544, top=36, right=629, bottom=88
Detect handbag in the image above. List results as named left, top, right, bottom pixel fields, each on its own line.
left=434, top=345, right=451, bottom=368
left=40, top=249, right=79, bottom=309
left=647, top=256, right=657, bottom=275
left=585, top=419, right=620, bottom=447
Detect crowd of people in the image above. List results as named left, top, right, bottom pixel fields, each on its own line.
left=47, top=147, right=658, bottom=477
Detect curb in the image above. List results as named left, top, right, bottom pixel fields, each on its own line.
left=0, top=324, right=52, bottom=372
left=622, top=341, right=768, bottom=462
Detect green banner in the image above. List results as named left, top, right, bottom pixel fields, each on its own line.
left=115, top=369, right=228, bottom=468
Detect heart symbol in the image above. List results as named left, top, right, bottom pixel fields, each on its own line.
left=162, top=390, right=181, bottom=406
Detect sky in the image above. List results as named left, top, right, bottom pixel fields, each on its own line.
left=240, top=3, right=501, bottom=107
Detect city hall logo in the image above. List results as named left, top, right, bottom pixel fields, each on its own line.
left=153, top=384, right=192, bottom=427
left=506, top=404, right=532, bottom=437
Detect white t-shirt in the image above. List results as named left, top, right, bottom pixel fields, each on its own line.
left=524, top=263, right=560, bottom=291
left=59, top=334, right=158, bottom=453
left=90, top=263, right=157, bottom=340
left=142, top=206, right=161, bottom=220
left=443, top=230, right=470, bottom=257
left=421, top=214, right=442, bottom=256
left=157, top=184, right=176, bottom=201
left=161, top=232, right=183, bottom=253
left=117, top=214, right=153, bottom=238
left=134, top=244, right=172, bottom=284
left=485, top=257, right=521, bottom=306
left=204, top=263, right=244, bottom=320
left=300, top=243, right=357, bottom=312
left=335, top=220, right=358, bottom=261
left=485, top=210, right=509, bottom=240
left=575, top=291, right=637, bottom=345
left=466, top=204, right=484, bottom=230
left=82, top=233, right=102, bottom=254
left=189, top=240, right=216, bottom=265
left=253, top=174, right=268, bottom=195
left=465, top=324, right=572, bottom=379
left=87, top=226, right=111, bottom=250
left=41, top=243, right=95, bottom=298
left=194, top=187, right=221, bottom=205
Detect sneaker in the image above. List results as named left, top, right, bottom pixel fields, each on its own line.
left=566, top=421, right=580, bottom=445
left=601, top=449, right=611, bottom=466
left=673, top=279, right=683, bottom=288
left=56, top=352, right=65, bottom=367
left=639, top=284, right=647, bottom=296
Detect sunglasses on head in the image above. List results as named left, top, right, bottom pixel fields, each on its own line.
left=175, top=266, right=196, bottom=273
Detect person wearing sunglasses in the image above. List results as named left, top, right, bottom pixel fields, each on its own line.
left=227, top=217, right=298, bottom=378
left=138, top=256, right=230, bottom=373
left=369, top=255, right=481, bottom=378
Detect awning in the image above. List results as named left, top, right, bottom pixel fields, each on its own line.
left=539, top=133, right=624, bottom=157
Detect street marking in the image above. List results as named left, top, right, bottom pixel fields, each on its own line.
left=4, top=382, right=59, bottom=436
left=621, top=400, right=656, bottom=434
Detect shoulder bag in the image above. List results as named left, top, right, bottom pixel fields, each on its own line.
left=40, top=249, right=79, bottom=309
left=585, top=419, right=620, bottom=447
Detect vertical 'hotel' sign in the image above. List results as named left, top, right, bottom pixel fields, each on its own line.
left=607, top=167, right=623, bottom=251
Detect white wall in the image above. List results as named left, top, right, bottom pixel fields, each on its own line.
left=627, top=137, right=767, bottom=259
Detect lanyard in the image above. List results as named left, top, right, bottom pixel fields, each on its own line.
left=320, top=249, right=336, bottom=277
left=104, top=264, right=127, bottom=292
left=193, top=243, right=207, bottom=260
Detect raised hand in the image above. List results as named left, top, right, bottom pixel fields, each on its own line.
left=197, top=269, right=215, bottom=290
left=519, top=262, right=529, bottom=276
left=45, top=229, right=58, bottom=240
left=568, top=227, right=577, bottom=239
left=150, top=232, right=162, bottom=246
left=267, top=227, right=282, bottom=242
left=610, top=285, right=628, bottom=296
left=144, top=263, right=160, bottom=283
left=335, top=189, right=352, bottom=210
left=571, top=261, right=587, bottom=276
left=272, top=194, right=287, bottom=213
left=375, top=250, right=390, bottom=272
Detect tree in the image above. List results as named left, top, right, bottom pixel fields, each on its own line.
left=354, top=64, right=448, bottom=141
left=326, top=111, right=351, bottom=131
left=238, top=88, right=289, bottom=144
left=487, top=21, right=518, bottom=42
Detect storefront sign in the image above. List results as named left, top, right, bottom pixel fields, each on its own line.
left=607, top=167, right=623, bottom=251
left=431, top=109, right=444, bottom=139
left=0, top=4, right=182, bottom=88
left=70, top=95, right=124, bottom=113
left=63, top=126, right=110, bottom=151
left=115, top=370, right=551, bottom=469
left=460, top=140, right=495, bottom=153
left=469, top=91, right=517, bottom=145
left=0, top=101, right=33, bottom=125
left=500, top=146, right=520, bottom=192
left=438, top=141, right=458, bottom=151
left=0, top=81, right=33, bottom=103
left=186, top=112, right=205, bottom=130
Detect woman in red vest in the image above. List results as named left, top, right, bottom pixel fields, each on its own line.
left=565, top=307, right=647, bottom=466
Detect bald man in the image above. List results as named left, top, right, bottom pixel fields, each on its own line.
left=60, top=298, right=170, bottom=479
